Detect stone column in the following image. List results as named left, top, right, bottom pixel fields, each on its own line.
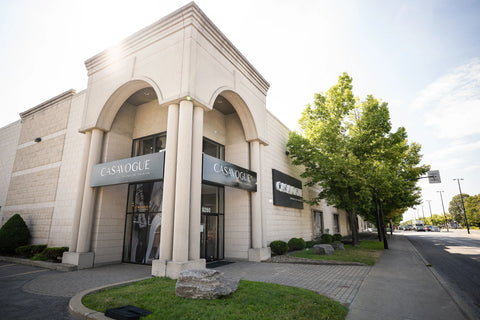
left=248, top=140, right=271, bottom=261
left=68, top=130, right=91, bottom=252
left=172, top=100, right=194, bottom=262
left=250, top=140, right=262, bottom=249
left=76, top=128, right=104, bottom=253
left=63, top=128, right=104, bottom=268
left=153, top=104, right=179, bottom=277
left=189, top=106, right=204, bottom=261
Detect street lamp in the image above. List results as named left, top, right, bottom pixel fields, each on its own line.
left=426, top=200, right=433, bottom=225
left=453, top=178, right=470, bottom=234
left=437, top=191, right=449, bottom=232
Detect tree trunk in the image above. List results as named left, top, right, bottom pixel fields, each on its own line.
left=348, top=209, right=360, bottom=247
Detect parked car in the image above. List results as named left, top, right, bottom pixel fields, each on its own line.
left=431, top=226, right=440, bottom=232
left=398, top=226, right=404, bottom=231
left=425, top=225, right=433, bottom=231
left=415, top=224, right=426, bottom=231
left=405, top=224, right=413, bottom=231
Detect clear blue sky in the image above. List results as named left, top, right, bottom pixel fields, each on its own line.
left=1, top=0, right=479, bottom=222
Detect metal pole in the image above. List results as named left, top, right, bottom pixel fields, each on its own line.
left=453, top=178, right=470, bottom=234
left=427, top=200, right=433, bottom=225
left=421, top=206, right=426, bottom=222
left=437, top=191, right=449, bottom=232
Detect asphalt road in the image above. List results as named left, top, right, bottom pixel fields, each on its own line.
left=0, top=262, right=73, bottom=320
left=404, top=230, right=480, bottom=319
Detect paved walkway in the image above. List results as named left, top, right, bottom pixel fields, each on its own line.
left=216, top=262, right=370, bottom=305
left=347, top=234, right=471, bottom=320
left=6, top=233, right=476, bottom=319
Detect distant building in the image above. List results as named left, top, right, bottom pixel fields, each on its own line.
left=0, top=2, right=364, bottom=278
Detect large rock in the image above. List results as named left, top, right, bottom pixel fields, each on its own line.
left=331, top=242, right=345, bottom=250
left=313, top=244, right=335, bottom=255
left=175, top=269, right=239, bottom=299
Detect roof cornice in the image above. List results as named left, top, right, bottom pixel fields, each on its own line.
left=84, top=2, right=270, bottom=95
left=20, top=89, right=76, bottom=119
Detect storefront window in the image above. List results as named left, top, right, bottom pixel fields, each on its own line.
left=132, top=133, right=166, bottom=157
left=333, top=213, right=340, bottom=233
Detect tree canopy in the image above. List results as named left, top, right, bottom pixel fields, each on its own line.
left=448, top=193, right=470, bottom=225
left=287, top=73, right=429, bottom=245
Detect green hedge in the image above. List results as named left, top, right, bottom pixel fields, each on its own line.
left=305, top=240, right=318, bottom=248
left=320, top=234, right=334, bottom=244
left=0, top=214, right=30, bottom=255
left=15, top=244, right=47, bottom=258
left=32, top=247, right=69, bottom=262
left=270, top=240, right=289, bottom=255
left=333, top=234, right=343, bottom=242
left=288, top=238, right=306, bottom=251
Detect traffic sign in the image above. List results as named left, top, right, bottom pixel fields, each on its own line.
left=428, top=170, right=441, bottom=183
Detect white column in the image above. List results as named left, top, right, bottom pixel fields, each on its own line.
left=250, top=140, right=262, bottom=249
left=189, top=106, right=204, bottom=260
left=172, top=100, right=194, bottom=262
left=159, top=104, right=179, bottom=261
left=69, top=131, right=91, bottom=252
left=76, top=128, right=104, bottom=253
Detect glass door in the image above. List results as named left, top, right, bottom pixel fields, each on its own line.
left=200, top=184, right=224, bottom=262
left=123, top=181, right=163, bottom=265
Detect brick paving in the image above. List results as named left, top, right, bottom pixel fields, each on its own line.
left=217, top=261, right=371, bottom=305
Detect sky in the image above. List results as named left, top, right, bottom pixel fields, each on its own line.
left=1, top=0, right=479, bottom=222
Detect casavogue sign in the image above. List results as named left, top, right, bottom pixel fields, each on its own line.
left=91, top=152, right=165, bottom=187
left=202, top=154, right=257, bottom=192
left=272, top=169, right=303, bottom=209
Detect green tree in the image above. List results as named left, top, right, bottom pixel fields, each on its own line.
left=287, top=73, right=428, bottom=246
left=465, top=194, right=480, bottom=227
left=449, top=194, right=470, bottom=226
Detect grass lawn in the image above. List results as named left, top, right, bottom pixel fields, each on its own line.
left=82, top=277, right=348, bottom=320
left=292, top=240, right=384, bottom=265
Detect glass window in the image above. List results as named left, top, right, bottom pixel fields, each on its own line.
left=333, top=214, right=340, bottom=233
left=132, top=133, right=166, bottom=157
left=203, top=138, right=224, bottom=160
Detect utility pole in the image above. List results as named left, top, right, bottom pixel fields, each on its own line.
left=426, top=200, right=433, bottom=225
left=421, top=206, right=426, bottom=222
left=453, top=178, right=470, bottom=234
left=437, top=191, right=449, bottom=232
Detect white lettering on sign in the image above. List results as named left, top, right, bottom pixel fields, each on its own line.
left=275, top=181, right=303, bottom=197
left=213, top=162, right=253, bottom=183
left=100, top=159, right=151, bottom=176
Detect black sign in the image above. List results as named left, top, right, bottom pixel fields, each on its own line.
left=91, top=152, right=165, bottom=187
left=202, top=154, right=257, bottom=192
left=272, top=169, right=303, bottom=209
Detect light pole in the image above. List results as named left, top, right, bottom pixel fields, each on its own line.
left=437, top=191, right=449, bottom=232
left=421, top=205, right=426, bottom=222
left=426, top=200, right=433, bottom=225
left=453, top=178, right=470, bottom=234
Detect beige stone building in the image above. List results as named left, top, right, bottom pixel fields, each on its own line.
left=0, top=2, right=364, bottom=278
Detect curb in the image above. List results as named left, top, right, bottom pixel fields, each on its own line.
left=405, top=236, right=477, bottom=320
left=0, top=255, right=77, bottom=271
left=69, top=277, right=152, bottom=320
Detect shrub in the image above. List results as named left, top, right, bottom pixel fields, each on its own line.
left=333, top=234, right=343, bottom=242
left=288, top=238, right=306, bottom=251
left=270, top=240, right=289, bottom=255
left=320, top=234, right=333, bottom=244
left=39, top=247, right=69, bottom=262
left=305, top=240, right=318, bottom=248
left=15, top=244, right=47, bottom=258
left=0, top=214, right=30, bottom=255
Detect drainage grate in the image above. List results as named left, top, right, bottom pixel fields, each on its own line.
left=105, top=305, right=152, bottom=320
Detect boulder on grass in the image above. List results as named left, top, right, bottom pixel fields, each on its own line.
left=175, top=269, right=238, bottom=299
left=313, top=244, right=335, bottom=255
left=331, top=242, right=345, bottom=250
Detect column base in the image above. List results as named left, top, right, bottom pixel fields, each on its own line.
left=248, top=247, right=271, bottom=262
left=62, top=252, right=94, bottom=269
left=152, top=259, right=206, bottom=279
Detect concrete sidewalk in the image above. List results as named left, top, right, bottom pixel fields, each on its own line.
left=347, top=234, right=472, bottom=320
